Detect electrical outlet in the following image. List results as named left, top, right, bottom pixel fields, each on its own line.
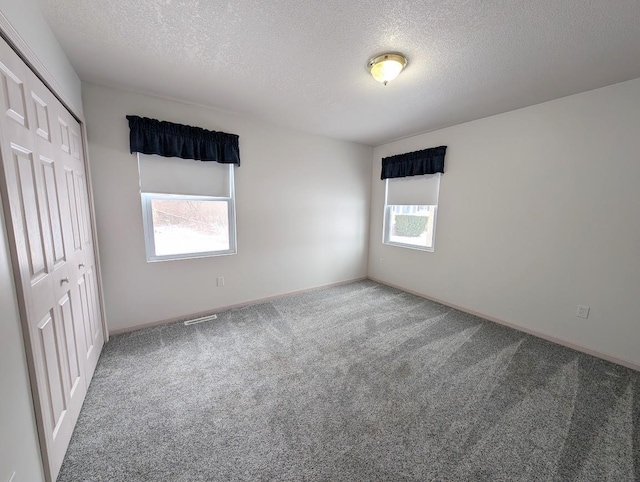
left=216, top=277, right=225, bottom=287
left=576, top=305, right=590, bottom=319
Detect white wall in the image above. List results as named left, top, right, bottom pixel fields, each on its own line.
left=0, top=0, right=83, bottom=116
left=369, top=78, right=640, bottom=367
left=83, top=83, right=372, bottom=333
left=0, top=3, right=82, bottom=480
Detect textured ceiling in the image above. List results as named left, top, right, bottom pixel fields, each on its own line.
left=39, top=0, right=640, bottom=146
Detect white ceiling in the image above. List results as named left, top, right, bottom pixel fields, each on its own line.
left=39, top=0, right=640, bottom=146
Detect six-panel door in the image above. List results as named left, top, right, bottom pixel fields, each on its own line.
left=0, top=39, right=103, bottom=481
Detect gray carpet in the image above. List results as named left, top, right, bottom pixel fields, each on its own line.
left=58, top=280, right=640, bottom=481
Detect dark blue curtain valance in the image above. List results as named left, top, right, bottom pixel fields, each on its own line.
left=381, top=145, right=446, bottom=180
left=126, top=115, right=240, bottom=165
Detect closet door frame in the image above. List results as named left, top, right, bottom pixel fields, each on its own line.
left=0, top=16, right=109, bottom=482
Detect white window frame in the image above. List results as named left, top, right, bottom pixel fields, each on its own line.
left=382, top=175, right=440, bottom=252
left=140, top=164, right=237, bottom=262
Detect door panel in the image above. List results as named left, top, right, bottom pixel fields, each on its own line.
left=13, top=146, right=47, bottom=280
left=77, top=274, right=91, bottom=355
left=80, top=174, right=91, bottom=248
left=32, top=92, right=51, bottom=142
left=59, top=291, right=82, bottom=397
left=58, top=117, right=70, bottom=154
left=64, top=167, right=81, bottom=252
left=79, top=272, right=98, bottom=364
left=40, top=156, right=65, bottom=266
left=70, top=129, right=80, bottom=160
left=0, top=60, right=28, bottom=128
left=0, top=38, right=103, bottom=482
left=73, top=172, right=88, bottom=247
left=37, top=309, right=67, bottom=436
left=86, top=266, right=101, bottom=347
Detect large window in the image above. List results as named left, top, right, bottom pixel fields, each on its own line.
left=383, top=173, right=440, bottom=251
left=138, top=154, right=236, bottom=261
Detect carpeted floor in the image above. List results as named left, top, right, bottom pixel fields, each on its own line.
left=57, top=280, right=640, bottom=481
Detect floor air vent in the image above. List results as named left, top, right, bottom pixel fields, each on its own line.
left=183, top=314, right=218, bottom=326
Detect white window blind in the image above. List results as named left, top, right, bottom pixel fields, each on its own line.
left=386, top=173, right=440, bottom=205
left=137, top=153, right=230, bottom=197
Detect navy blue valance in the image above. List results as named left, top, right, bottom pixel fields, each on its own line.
left=381, top=145, right=446, bottom=180
left=126, top=115, right=240, bottom=165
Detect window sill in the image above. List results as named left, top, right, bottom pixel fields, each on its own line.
left=146, top=250, right=237, bottom=263
left=382, top=241, right=434, bottom=252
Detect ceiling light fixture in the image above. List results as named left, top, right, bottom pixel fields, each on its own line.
left=367, top=53, right=407, bottom=85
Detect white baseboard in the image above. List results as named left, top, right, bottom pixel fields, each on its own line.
left=368, top=276, right=640, bottom=372
left=109, top=275, right=640, bottom=372
left=108, top=277, right=367, bottom=336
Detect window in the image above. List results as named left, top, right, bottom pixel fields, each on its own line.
left=383, top=173, right=440, bottom=251
left=141, top=193, right=235, bottom=260
left=138, top=154, right=236, bottom=261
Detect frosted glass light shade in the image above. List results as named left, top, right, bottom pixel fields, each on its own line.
left=368, top=53, right=407, bottom=85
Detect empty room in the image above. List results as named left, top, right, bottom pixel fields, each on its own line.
left=1, top=1, right=639, bottom=481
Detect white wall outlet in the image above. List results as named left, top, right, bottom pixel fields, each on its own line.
left=576, top=305, right=590, bottom=319
left=216, top=277, right=225, bottom=287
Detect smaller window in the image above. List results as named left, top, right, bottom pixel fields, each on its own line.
left=142, top=193, right=236, bottom=261
left=383, top=173, right=440, bottom=251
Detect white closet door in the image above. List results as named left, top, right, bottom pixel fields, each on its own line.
left=52, top=90, right=103, bottom=379
left=0, top=39, right=103, bottom=481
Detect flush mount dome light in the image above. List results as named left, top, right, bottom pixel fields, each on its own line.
left=368, top=53, right=407, bottom=85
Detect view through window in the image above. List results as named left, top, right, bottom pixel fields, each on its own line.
left=150, top=197, right=231, bottom=256
left=385, top=205, right=436, bottom=249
